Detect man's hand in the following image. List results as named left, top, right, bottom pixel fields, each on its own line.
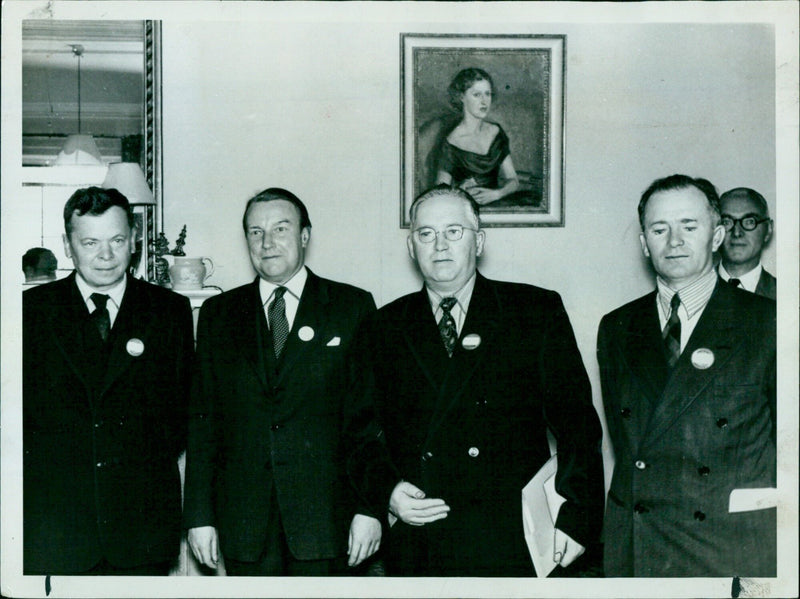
left=389, top=481, right=450, bottom=526
left=187, top=525, right=219, bottom=569
left=348, top=514, right=382, bottom=567
left=553, top=528, right=585, bottom=568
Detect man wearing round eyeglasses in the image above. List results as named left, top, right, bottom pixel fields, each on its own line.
left=718, top=187, right=775, bottom=300
left=348, top=185, right=604, bottom=576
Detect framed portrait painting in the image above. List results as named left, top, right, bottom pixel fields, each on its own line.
left=401, top=34, right=565, bottom=227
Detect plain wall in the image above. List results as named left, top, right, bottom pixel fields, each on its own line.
left=161, top=19, right=776, bottom=489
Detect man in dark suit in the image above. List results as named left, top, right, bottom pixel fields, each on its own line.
left=23, top=187, right=194, bottom=575
left=347, top=185, right=604, bottom=576
left=717, top=187, right=776, bottom=300
left=598, top=174, right=776, bottom=577
left=183, top=188, right=381, bottom=576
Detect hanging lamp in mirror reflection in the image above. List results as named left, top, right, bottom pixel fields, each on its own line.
left=102, top=162, right=155, bottom=205
left=54, top=44, right=104, bottom=165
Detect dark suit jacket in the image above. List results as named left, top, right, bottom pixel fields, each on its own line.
left=755, top=268, right=776, bottom=300
left=183, top=270, right=376, bottom=562
left=348, top=273, right=604, bottom=576
left=598, top=279, right=776, bottom=577
left=23, top=273, right=194, bottom=574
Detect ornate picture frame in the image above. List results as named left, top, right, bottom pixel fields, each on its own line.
left=401, top=34, right=565, bottom=228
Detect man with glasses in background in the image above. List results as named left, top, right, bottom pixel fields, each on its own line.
left=347, top=184, right=604, bottom=576
left=717, top=187, right=775, bottom=300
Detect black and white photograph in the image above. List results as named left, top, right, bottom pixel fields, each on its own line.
left=1, top=2, right=797, bottom=598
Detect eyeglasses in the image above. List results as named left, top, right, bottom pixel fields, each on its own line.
left=413, top=225, right=478, bottom=243
left=721, top=215, right=770, bottom=232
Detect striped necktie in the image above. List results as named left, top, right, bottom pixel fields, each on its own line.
left=269, top=286, right=290, bottom=358
left=662, top=293, right=681, bottom=368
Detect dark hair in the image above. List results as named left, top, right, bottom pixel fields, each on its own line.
left=409, top=184, right=481, bottom=229
left=22, top=247, right=55, bottom=273
left=63, top=187, right=134, bottom=237
left=719, top=187, right=770, bottom=218
left=242, top=187, right=312, bottom=232
left=448, top=68, right=494, bottom=112
left=638, top=174, right=721, bottom=229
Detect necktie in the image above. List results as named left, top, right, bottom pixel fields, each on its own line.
left=268, top=286, right=290, bottom=358
left=729, top=278, right=741, bottom=288
left=662, top=293, right=681, bottom=368
left=90, top=293, right=111, bottom=343
left=438, top=297, right=458, bottom=357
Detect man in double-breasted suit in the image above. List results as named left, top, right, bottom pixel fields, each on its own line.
left=23, top=187, right=194, bottom=575
left=599, top=175, right=776, bottom=577
left=183, top=188, right=381, bottom=575
left=717, top=187, right=776, bottom=300
left=348, top=185, right=605, bottom=576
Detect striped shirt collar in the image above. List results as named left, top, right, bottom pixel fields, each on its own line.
left=656, top=268, right=718, bottom=320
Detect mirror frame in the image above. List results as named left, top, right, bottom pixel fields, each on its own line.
left=143, top=20, right=163, bottom=282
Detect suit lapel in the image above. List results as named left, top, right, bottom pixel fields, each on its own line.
left=400, top=288, right=450, bottom=395
left=274, top=270, right=328, bottom=385
left=423, top=273, right=501, bottom=447
left=643, top=281, right=742, bottom=447
left=621, top=292, right=670, bottom=405
left=100, top=277, right=158, bottom=394
left=230, top=279, right=272, bottom=395
left=47, top=274, right=95, bottom=394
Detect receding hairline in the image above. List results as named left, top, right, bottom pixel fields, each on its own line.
left=409, top=189, right=480, bottom=229
left=720, top=187, right=770, bottom=217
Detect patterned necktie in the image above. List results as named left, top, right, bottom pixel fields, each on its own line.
left=268, top=286, right=290, bottom=358
left=438, top=296, right=458, bottom=357
left=662, top=293, right=681, bottom=368
left=729, top=278, right=741, bottom=288
left=90, top=293, right=111, bottom=343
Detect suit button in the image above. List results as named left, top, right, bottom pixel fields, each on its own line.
left=633, top=503, right=648, bottom=514
left=620, top=408, right=632, bottom=419
left=634, top=460, right=647, bottom=470
left=96, top=461, right=105, bottom=468
left=694, top=510, right=706, bottom=521
left=93, top=421, right=103, bottom=428
left=716, top=418, right=728, bottom=428
left=270, top=424, right=281, bottom=431
left=698, top=466, right=710, bottom=476
left=468, top=447, right=479, bottom=458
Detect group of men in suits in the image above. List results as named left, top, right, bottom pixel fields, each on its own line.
left=23, top=175, right=776, bottom=578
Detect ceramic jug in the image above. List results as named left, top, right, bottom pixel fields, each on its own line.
left=169, top=257, right=214, bottom=290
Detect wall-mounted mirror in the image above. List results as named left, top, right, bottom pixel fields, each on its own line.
left=21, top=20, right=162, bottom=281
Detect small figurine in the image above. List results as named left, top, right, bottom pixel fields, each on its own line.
left=171, top=225, right=187, bottom=257
left=152, top=232, right=172, bottom=287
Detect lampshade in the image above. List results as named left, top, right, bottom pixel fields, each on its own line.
left=54, top=134, right=104, bottom=166
left=102, top=162, right=155, bottom=205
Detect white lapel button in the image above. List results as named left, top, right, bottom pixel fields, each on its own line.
left=462, top=334, right=481, bottom=350
left=126, top=338, right=144, bottom=357
left=298, top=326, right=315, bottom=342
left=691, top=348, right=714, bottom=370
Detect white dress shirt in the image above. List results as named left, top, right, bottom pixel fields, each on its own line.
left=718, top=262, right=763, bottom=294
left=75, top=273, right=126, bottom=328
left=655, top=268, right=718, bottom=353
left=425, top=273, right=477, bottom=337
left=259, top=267, right=308, bottom=331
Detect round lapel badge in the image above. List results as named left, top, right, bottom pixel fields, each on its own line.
left=126, top=338, right=145, bottom=357
left=298, top=325, right=315, bottom=342
left=691, top=348, right=715, bottom=370
left=461, top=333, right=481, bottom=350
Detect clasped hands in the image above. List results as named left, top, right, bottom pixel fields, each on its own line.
left=390, top=481, right=584, bottom=568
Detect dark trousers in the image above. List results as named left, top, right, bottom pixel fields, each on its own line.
left=86, top=558, right=172, bottom=576
left=224, top=489, right=340, bottom=576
